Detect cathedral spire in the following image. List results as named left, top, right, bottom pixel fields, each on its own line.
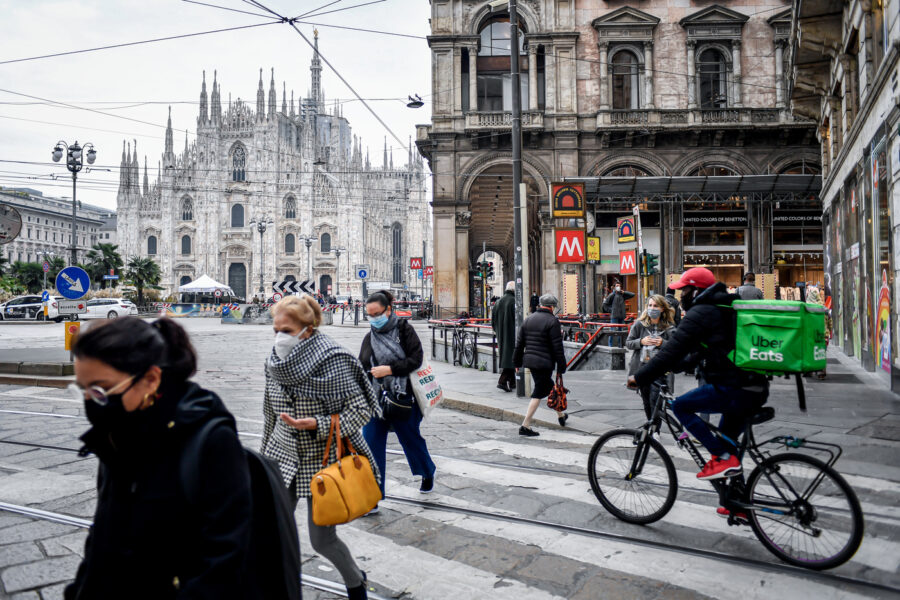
left=131, top=140, right=140, bottom=194
left=310, top=29, right=323, bottom=112
left=282, top=82, right=287, bottom=114
left=119, top=140, right=127, bottom=190
left=256, top=68, right=265, bottom=122
left=383, top=137, right=388, bottom=170
left=199, top=70, right=208, bottom=125
left=165, top=107, right=174, bottom=155
left=268, top=68, right=276, bottom=120
left=290, top=90, right=295, bottom=117
left=211, top=70, right=220, bottom=124
left=184, top=130, right=189, bottom=161
left=143, top=156, right=149, bottom=196
left=163, top=107, right=176, bottom=169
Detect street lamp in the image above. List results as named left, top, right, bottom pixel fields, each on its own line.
left=299, top=234, right=316, bottom=285
left=51, top=140, right=96, bottom=265
left=329, top=246, right=347, bottom=295
left=249, top=214, right=274, bottom=296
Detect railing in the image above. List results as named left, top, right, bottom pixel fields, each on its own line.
left=700, top=109, right=741, bottom=123
left=428, top=319, right=498, bottom=372
left=609, top=110, right=649, bottom=125
left=464, top=111, right=544, bottom=131
left=597, top=107, right=786, bottom=129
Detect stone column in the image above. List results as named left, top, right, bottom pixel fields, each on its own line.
left=528, top=44, right=538, bottom=111
left=732, top=40, right=742, bottom=107
left=774, top=40, right=785, bottom=108
left=598, top=42, right=609, bottom=110
left=643, top=41, right=655, bottom=109
left=453, top=47, right=462, bottom=113
left=686, top=40, right=697, bottom=109
left=468, top=44, right=478, bottom=112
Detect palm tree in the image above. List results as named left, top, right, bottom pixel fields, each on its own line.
left=85, top=243, right=124, bottom=290
left=42, top=255, right=66, bottom=288
left=125, top=256, right=162, bottom=307
left=10, top=261, right=44, bottom=293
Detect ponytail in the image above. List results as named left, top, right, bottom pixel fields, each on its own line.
left=152, top=318, right=197, bottom=383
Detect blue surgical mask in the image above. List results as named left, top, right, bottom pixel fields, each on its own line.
left=370, top=314, right=389, bottom=329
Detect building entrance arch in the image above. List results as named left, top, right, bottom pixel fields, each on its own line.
left=228, top=263, right=247, bottom=300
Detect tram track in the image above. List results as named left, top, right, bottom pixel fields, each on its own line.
left=0, top=433, right=896, bottom=594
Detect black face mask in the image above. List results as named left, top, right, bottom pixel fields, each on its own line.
left=680, top=287, right=699, bottom=312
left=82, top=378, right=143, bottom=431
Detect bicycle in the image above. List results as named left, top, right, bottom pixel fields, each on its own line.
left=450, top=322, right=476, bottom=368
left=587, top=382, right=864, bottom=570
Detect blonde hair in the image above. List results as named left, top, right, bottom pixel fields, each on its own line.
left=271, top=294, right=323, bottom=329
left=640, top=294, right=675, bottom=327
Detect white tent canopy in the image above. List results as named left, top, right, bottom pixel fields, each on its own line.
left=178, top=275, right=234, bottom=295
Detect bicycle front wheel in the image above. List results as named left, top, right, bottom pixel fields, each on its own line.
left=460, top=332, right=476, bottom=367
left=746, top=453, right=864, bottom=570
left=587, top=428, right=677, bottom=524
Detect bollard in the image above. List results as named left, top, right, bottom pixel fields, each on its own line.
left=354, top=302, right=359, bottom=326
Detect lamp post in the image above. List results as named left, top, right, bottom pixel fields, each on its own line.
left=299, top=235, right=316, bottom=285
left=51, top=141, right=96, bottom=265
left=249, top=214, right=274, bottom=296
left=330, top=246, right=347, bottom=295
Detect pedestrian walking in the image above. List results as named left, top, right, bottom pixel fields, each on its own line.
left=602, top=280, right=635, bottom=347
left=665, top=286, right=683, bottom=326
left=263, top=294, right=378, bottom=600
left=529, top=292, right=540, bottom=314
left=359, top=290, right=437, bottom=503
left=513, top=293, right=568, bottom=436
left=65, top=318, right=254, bottom=600
left=737, top=272, right=764, bottom=300
left=626, top=295, right=676, bottom=419
left=492, top=281, right=517, bottom=392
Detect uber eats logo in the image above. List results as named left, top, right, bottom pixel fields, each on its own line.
left=750, top=335, right=784, bottom=362
left=814, top=346, right=827, bottom=361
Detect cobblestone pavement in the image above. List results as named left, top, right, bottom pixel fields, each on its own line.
left=0, top=319, right=898, bottom=599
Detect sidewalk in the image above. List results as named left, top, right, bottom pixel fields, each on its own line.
left=430, top=347, right=900, bottom=482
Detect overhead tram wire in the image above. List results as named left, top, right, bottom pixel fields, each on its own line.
left=179, top=0, right=275, bottom=19
left=296, top=0, right=387, bottom=20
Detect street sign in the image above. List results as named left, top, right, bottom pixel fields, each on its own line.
left=619, top=250, right=637, bottom=275
left=587, top=237, right=601, bottom=263
left=41, top=291, right=50, bottom=302
left=272, top=291, right=283, bottom=302
left=55, top=266, right=90, bottom=300
left=357, top=268, right=368, bottom=280
left=550, top=183, right=585, bottom=218
left=410, top=257, right=423, bottom=270
left=0, top=204, right=23, bottom=244
left=424, top=265, right=433, bottom=277
left=103, top=275, right=119, bottom=280
left=273, top=279, right=315, bottom=295
left=58, top=300, right=87, bottom=315
left=617, top=216, right=636, bottom=243
left=214, top=289, right=222, bottom=298
left=368, top=281, right=391, bottom=290
left=554, top=229, right=586, bottom=264
left=42, top=261, right=50, bottom=273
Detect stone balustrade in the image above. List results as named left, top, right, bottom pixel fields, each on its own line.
left=596, top=107, right=785, bottom=130
left=464, top=111, right=544, bottom=131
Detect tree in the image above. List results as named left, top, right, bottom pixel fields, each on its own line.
left=125, top=256, right=162, bottom=307
left=10, top=261, right=44, bottom=293
left=42, top=255, right=66, bottom=287
left=0, top=255, right=7, bottom=277
left=85, top=243, right=124, bottom=290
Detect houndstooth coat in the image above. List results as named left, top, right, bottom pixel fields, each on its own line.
left=261, top=331, right=381, bottom=498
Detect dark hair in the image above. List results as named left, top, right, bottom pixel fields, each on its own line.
left=666, top=287, right=676, bottom=295
left=366, top=289, right=394, bottom=308
left=72, top=317, right=197, bottom=385
left=744, top=272, right=755, bottom=282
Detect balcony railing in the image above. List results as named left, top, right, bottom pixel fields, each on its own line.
left=464, top=111, right=544, bottom=131
left=700, top=109, right=741, bottom=123
left=609, top=110, right=649, bottom=125
left=597, top=107, right=785, bottom=130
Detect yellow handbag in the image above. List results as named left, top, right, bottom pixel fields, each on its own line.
left=310, top=414, right=382, bottom=526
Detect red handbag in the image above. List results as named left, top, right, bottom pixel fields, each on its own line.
left=546, top=374, right=568, bottom=411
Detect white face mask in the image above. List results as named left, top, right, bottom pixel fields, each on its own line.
left=274, top=328, right=307, bottom=359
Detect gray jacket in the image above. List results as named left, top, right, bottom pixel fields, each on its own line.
left=603, top=290, right=635, bottom=320
left=737, top=284, right=764, bottom=300
left=626, top=319, right=674, bottom=376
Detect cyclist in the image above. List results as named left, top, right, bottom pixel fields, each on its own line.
left=627, top=267, right=769, bottom=481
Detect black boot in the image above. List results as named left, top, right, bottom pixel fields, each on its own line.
left=347, top=571, right=368, bottom=600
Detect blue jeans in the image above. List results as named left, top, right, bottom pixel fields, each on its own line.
left=672, top=384, right=767, bottom=457
left=363, top=402, right=436, bottom=496
left=609, top=316, right=624, bottom=347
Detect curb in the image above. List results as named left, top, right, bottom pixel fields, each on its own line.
left=0, top=374, right=73, bottom=388
left=440, top=393, right=564, bottom=431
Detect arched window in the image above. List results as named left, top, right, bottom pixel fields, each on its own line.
left=231, top=204, right=244, bottom=228
left=698, top=48, right=728, bottom=108
left=320, top=232, right=331, bottom=252
left=611, top=50, right=640, bottom=109
left=688, top=164, right=739, bottom=176
left=232, top=146, right=246, bottom=182
left=476, top=16, right=528, bottom=111
left=285, top=233, right=295, bottom=253
left=284, top=196, right=296, bottom=219
left=147, top=236, right=157, bottom=255
left=604, top=165, right=650, bottom=177
left=180, top=275, right=192, bottom=287
left=391, top=224, right=403, bottom=284
left=780, top=163, right=821, bottom=175
left=181, top=235, right=191, bottom=255
left=181, top=197, right=193, bottom=220
left=478, top=16, right=524, bottom=57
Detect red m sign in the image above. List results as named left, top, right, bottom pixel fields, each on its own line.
left=410, top=257, right=423, bottom=269
left=619, top=250, right=637, bottom=275
left=554, top=229, right=585, bottom=264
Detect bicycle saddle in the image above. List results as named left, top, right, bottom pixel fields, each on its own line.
left=749, top=407, right=775, bottom=425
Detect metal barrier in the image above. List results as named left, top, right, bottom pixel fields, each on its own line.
left=428, top=319, right=498, bottom=372
left=558, top=313, right=636, bottom=348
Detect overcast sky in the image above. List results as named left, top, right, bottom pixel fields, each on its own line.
left=0, top=0, right=432, bottom=211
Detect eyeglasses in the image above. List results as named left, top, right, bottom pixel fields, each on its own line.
left=67, top=374, right=138, bottom=406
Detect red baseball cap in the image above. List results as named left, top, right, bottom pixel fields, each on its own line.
left=670, top=267, right=716, bottom=290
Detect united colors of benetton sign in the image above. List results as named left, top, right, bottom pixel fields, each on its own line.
left=551, top=183, right=585, bottom=218
left=555, top=229, right=586, bottom=264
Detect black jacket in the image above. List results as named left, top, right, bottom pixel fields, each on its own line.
left=634, top=283, right=768, bottom=390
left=360, top=317, right=424, bottom=397
left=602, top=290, right=635, bottom=320
left=664, top=293, right=682, bottom=325
left=513, top=308, right=567, bottom=373
left=491, top=290, right=517, bottom=369
left=66, top=383, right=252, bottom=600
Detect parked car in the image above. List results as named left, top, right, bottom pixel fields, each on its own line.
left=82, top=298, right=138, bottom=319
left=0, top=295, right=45, bottom=321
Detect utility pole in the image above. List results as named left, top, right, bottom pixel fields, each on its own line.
left=510, top=0, right=525, bottom=396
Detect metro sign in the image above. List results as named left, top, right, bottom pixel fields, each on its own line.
left=554, top=229, right=586, bottom=264
left=410, top=257, right=423, bottom=269
left=424, top=265, right=433, bottom=277
left=619, top=250, right=637, bottom=275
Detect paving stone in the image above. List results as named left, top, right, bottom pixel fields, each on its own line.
left=451, top=536, right=542, bottom=575
left=10, top=591, right=41, bottom=600
left=0, top=543, right=43, bottom=568
left=569, top=571, right=671, bottom=600
left=38, top=582, right=67, bottom=600
left=515, top=553, right=592, bottom=591
left=0, top=515, right=29, bottom=530
left=0, top=555, right=81, bottom=593
left=0, top=522, right=77, bottom=545
left=38, top=532, right=86, bottom=558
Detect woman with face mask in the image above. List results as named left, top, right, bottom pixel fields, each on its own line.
left=263, top=294, right=379, bottom=600
left=358, top=290, right=436, bottom=510
left=625, top=295, right=676, bottom=420
left=66, top=317, right=254, bottom=600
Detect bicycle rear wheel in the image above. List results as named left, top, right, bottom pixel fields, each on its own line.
left=460, top=332, right=476, bottom=367
left=587, top=428, right=677, bottom=524
left=746, top=453, right=864, bottom=570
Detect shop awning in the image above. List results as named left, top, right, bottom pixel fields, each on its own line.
left=567, top=174, right=821, bottom=202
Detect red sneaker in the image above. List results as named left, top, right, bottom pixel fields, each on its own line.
left=716, top=507, right=749, bottom=522
left=697, top=455, right=741, bottom=480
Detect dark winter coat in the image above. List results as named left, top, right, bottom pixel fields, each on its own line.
left=66, top=383, right=252, bottom=600
left=602, top=290, right=636, bottom=320
left=634, top=282, right=769, bottom=390
left=513, top=308, right=567, bottom=373
left=664, top=293, right=682, bottom=325
left=359, top=317, right=424, bottom=397
left=492, top=290, right=517, bottom=369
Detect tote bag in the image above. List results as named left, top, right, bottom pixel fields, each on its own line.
left=410, top=358, right=444, bottom=419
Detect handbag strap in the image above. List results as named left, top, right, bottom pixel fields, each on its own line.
left=556, top=374, right=564, bottom=387
left=321, top=414, right=345, bottom=467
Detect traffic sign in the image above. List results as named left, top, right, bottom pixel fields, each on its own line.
left=554, top=229, right=586, bottom=264
left=424, top=265, right=433, bottom=277
left=214, top=289, right=222, bottom=298
left=103, top=275, right=119, bottom=280
left=619, top=250, right=637, bottom=275
left=41, top=291, right=50, bottom=302
left=42, top=261, right=50, bottom=273
left=272, top=291, right=283, bottom=302
left=58, top=300, right=87, bottom=315
left=273, top=280, right=315, bottom=295
left=357, top=268, right=368, bottom=280
left=55, top=266, right=90, bottom=300
left=410, top=257, right=423, bottom=270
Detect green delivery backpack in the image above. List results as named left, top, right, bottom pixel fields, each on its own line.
left=729, top=300, right=827, bottom=375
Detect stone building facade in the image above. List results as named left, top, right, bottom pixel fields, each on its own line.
left=117, top=35, right=429, bottom=300
left=787, top=0, right=900, bottom=389
left=417, top=1, right=820, bottom=313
